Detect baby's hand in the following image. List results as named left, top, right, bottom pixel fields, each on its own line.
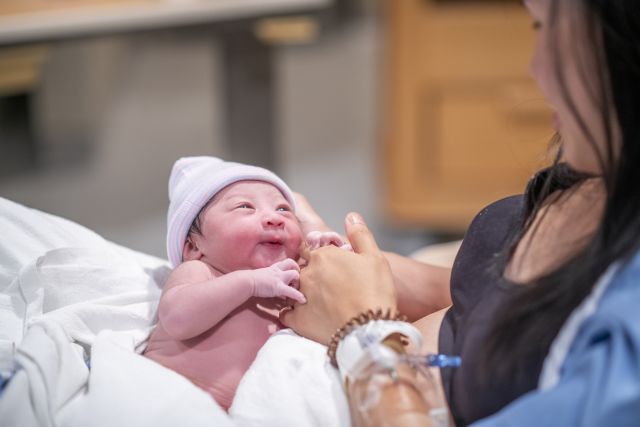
left=306, top=231, right=353, bottom=251
left=250, top=258, right=305, bottom=303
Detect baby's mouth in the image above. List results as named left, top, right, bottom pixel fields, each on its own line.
left=259, top=238, right=285, bottom=248
left=260, top=233, right=286, bottom=246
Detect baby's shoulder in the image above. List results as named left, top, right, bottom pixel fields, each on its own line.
left=165, top=260, right=217, bottom=288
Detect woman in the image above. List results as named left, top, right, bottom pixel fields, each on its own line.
left=283, top=0, right=640, bottom=425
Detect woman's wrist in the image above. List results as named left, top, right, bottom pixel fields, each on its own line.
left=329, top=309, right=423, bottom=387
left=327, top=308, right=408, bottom=366
left=381, top=334, right=407, bottom=355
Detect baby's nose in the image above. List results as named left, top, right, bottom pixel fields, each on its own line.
left=263, top=213, right=284, bottom=228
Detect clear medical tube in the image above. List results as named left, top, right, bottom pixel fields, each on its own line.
left=349, top=346, right=460, bottom=427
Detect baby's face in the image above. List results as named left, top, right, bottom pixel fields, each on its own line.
left=190, top=180, right=303, bottom=272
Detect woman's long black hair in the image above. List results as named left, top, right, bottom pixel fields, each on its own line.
left=484, top=0, right=640, bottom=381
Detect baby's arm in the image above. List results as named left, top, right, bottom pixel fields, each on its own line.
left=158, top=259, right=302, bottom=340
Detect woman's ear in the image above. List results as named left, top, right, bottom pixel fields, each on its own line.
left=182, top=235, right=203, bottom=261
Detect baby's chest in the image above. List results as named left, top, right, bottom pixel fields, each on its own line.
left=197, top=304, right=281, bottom=348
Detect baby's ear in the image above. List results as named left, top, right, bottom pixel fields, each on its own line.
left=182, top=235, right=203, bottom=261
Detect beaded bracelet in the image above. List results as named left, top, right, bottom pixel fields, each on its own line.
left=327, top=308, right=407, bottom=367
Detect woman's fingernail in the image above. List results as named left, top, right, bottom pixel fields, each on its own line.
left=347, top=212, right=364, bottom=225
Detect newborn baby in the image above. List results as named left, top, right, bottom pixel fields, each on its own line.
left=144, top=157, right=344, bottom=410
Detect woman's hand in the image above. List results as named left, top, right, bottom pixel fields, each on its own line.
left=294, top=192, right=333, bottom=235
left=281, top=213, right=397, bottom=344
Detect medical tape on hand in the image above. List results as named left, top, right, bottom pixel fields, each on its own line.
left=335, top=320, right=423, bottom=385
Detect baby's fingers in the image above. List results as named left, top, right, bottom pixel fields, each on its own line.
left=280, top=270, right=300, bottom=288
left=273, top=258, right=300, bottom=272
left=320, top=231, right=344, bottom=247
left=306, top=231, right=323, bottom=250
left=278, top=284, right=306, bottom=304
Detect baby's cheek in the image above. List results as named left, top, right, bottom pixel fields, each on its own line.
left=225, top=228, right=261, bottom=257
left=286, top=231, right=304, bottom=258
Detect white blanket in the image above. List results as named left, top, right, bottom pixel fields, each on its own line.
left=0, top=245, right=233, bottom=427
left=231, top=329, right=351, bottom=427
left=0, top=197, right=349, bottom=427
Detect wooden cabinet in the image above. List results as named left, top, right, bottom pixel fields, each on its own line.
left=383, top=0, right=554, bottom=231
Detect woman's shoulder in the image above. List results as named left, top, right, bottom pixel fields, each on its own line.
left=469, top=195, right=524, bottom=228
left=569, top=251, right=640, bottom=347
left=598, top=250, right=640, bottom=313
left=453, top=195, right=524, bottom=270
left=610, top=249, right=640, bottom=285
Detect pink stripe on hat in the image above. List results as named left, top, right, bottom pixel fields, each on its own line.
left=166, top=156, right=296, bottom=267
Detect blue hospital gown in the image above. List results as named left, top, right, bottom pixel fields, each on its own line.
left=473, top=251, right=640, bottom=427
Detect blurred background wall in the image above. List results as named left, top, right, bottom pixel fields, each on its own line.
left=0, top=0, right=552, bottom=259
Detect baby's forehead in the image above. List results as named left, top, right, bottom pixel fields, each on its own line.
left=202, top=181, right=295, bottom=215
left=218, top=180, right=287, bottom=199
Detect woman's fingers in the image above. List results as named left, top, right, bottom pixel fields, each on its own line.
left=294, top=192, right=332, bottom=234
left=345, top=212, right=381, bottom=255
left=299, top=241, right=311, bottom=265
left=279, top=304, right=296, bottom=328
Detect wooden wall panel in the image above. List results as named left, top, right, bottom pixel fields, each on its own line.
left=384, top=0, right=553, bottom=231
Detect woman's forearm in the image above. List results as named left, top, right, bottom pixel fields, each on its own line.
left=383, top=251, right=452, bottom=321
left=347, top=310, right=450, bottom=427
left=348, top=368, right=434, bottom=427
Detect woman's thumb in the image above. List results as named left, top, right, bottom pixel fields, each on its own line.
left=344, top=212, right=380, bottom=255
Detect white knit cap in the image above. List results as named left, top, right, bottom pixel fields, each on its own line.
left=166, top=156, right=296, bottom=267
